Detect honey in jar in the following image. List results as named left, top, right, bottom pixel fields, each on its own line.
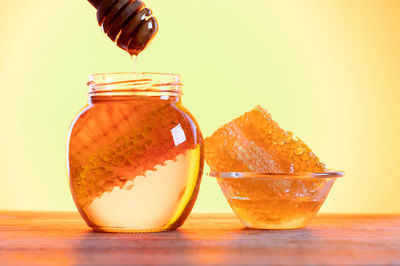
left=67, top=73, right=203, bottom=232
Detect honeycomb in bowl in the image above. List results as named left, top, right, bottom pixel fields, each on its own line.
left=204, top=105, right=327, bottom=173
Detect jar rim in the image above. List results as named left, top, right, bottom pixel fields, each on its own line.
left=88, top=72, right=183, bottom=97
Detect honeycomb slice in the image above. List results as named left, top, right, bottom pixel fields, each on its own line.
left=205, top=106, right=327, bottom=172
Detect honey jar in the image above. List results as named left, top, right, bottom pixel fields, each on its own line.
left=67, top=73, right=203, bottom=232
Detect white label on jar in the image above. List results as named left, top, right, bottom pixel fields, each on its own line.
left=170, top=123, right=186, bottom=146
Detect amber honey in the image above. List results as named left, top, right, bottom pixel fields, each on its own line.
left=67, top=73, right=203, bottom=232
left=228, top=198, right=325, bottom=229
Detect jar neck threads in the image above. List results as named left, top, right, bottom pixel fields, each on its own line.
left=87, top=72, right=183, bottom=98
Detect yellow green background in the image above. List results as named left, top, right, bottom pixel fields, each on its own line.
left=0, top=0, right=399, bottom=213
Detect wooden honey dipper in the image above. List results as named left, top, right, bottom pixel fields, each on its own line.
left=87, top=0, right=158, bottom=55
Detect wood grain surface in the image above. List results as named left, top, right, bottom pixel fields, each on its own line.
left=0, top=211, right=399, bottom=265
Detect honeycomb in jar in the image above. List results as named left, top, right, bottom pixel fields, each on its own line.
left=68, top=98, right=196, bottom=208
left=204, top=105, right=327, bottom=173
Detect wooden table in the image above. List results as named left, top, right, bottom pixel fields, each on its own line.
left=0, top=212, right=399, bottom=265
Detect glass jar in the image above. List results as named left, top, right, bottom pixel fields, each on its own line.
left=67, top=73, right=204, bottom=232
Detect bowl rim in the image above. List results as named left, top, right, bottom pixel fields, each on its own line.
left=208, top=170, right=344, bottom=179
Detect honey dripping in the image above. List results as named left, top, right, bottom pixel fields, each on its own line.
left=131, top=54, right=137, bottom=72
left=87, top=0, right=158, bottom=57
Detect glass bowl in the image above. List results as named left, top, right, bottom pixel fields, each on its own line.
left=209, top=171, right=344, bottom=229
